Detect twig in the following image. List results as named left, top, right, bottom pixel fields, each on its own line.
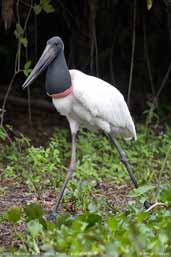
left=145, top=202, right=168, bottom=212
left=156, top=62, right=171, bottom=99
left=34, top=14, right=38, bottom=61
left=1, top=0, right=21, bottom=127
left=110, top=34, right=117, bottom=86
left=15, top=0, right=21, bottom=73
left=94, top=29, right=99, bottom=76
left=16, top=0, right=20, bottom=24
left=1, top=126, right=18, bottom=152
left=127, top=0, right=136, bottom=107
left=143, top=11, right=155, bottom=99
left=24, top=0, right=33, bottom=124
left=89, top=0, right=99, bottom=75
left=0, top=74, right=16, bottom=127
left=1, top=0, right=33, bottom=126
left=26, top=42, right=32, bottom=123
left=23, top=0, right=33, bottom=32
left=156, top=144, right=171, bottom=198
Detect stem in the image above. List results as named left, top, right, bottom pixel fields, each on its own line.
left=145, top=202, right=167, bottom=212
left=127, top=0, right=136, bottom=107
left=23, top=0, right=33, bottom=33
left=110, top=34, right=117, bottom=86
left=89, top=0, right=99, bottom=75
left=16, top=0, right=20, bottom=24
left=156, top=62, right=171, bottom=99
left=156, top=144, right=171, bottom=198
left=1, top=0, right=33, bottom=126
left=1, top=126, right=18, bottom=153
left=0, top=73, right=17, bottom=127
left=143, top=11, right=155, bottom=98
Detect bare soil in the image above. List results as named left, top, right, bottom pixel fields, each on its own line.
left=0, top=105, right=131, bottom=249
left=0, top=178, right=130, bottom=248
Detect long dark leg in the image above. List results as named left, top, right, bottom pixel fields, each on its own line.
left=108, top=133, right=151, bottom=209
left=48, top=133, right=77, bottom=219
left=108, top=133, right=138, bottom=188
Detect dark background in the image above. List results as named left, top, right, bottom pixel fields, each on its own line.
left=0, top=0, right=171, bottom=130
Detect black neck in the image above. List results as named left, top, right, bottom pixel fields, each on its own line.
left=45, top=50, right=71, bottom=95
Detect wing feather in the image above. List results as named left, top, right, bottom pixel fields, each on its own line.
left=70, top=70, right=136, bottom=139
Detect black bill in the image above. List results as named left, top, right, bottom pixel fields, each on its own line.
left=22, top=44, right=56, bottom=89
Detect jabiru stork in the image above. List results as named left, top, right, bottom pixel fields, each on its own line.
left=22, top=36, right=150, bottom=218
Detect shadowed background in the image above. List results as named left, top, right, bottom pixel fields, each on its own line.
left=0, top=0, right=171, bottom=131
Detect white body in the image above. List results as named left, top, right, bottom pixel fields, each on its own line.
left=52, top=69, right=136, bottom=139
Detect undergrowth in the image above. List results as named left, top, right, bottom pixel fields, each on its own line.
left=0, top=124, right=171, bottom=256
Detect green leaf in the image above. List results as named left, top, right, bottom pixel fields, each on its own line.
left=40, top=0, right=55, bottom=13
left=43, top=4, right=55, bottom=13
left=107, top=215, right=118, bottom=231
left=159, top=186, right=171, bottom=202
left=23, top=61, right=32, bottom=76
left=33, top=4, right=42, bottom=15
left=20, top=37, right=28, bottom=48
left=128, top=185, right=155, bottom=197
left=0, top=128, right=6, bottom=140
left=72, top=212, right=102, bottom=231
left=147, top=0, right=153, bottom=10
left=14, top=23, right=24, bottom=40
left=5, top=207, right=22, bottom=224
left=24, top=203, right=43, bottom=221
left=23, top=69, right=32, bottom=77
left=27, top=220, right=43, bottom=238
left=16, top=23, right=24, bottom=35
left=24, top=60, right=31, bottom=69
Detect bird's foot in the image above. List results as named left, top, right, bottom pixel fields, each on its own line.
left=46, top=211, right=58, bottom=221
left=144, top=200, right=152, bottom=210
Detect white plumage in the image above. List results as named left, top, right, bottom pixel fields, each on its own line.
left=22, top=36, right=144, bottom=217
left=52, top=69, right=136, bottom=140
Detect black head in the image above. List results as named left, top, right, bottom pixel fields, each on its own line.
left=22, top=36, right=64, bottom=89
left=47, top=36, right=64, bottom=50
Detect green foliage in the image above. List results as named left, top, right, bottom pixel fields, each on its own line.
left=146, top=0, right=153, bottom=10
left=2, top=204, right=171, bottom=256
left=33, top=0, right=55, bottom=15
left=24, top=203, right=44, bottom=221
left=128, top=185, right=155, bottom=197
left=14, top=23, right=28, bottom=48
left=3, top=207, right=22, bottom=224
left=0, top=127, right=7, bottom=140
left=22, top=60, right=32, bottom=76
left=0, top=125, right=171, bottom=255
left=158, top=186, right=171, bottom=202
left=12, top=0, right=55, bottom=80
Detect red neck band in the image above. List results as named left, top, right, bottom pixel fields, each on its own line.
left=47, top=86, right=73, bottom=98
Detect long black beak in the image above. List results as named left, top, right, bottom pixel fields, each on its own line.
left=22, top=44, right=56, bottom=89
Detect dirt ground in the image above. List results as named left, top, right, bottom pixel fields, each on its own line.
left=0, top=104, right=131, bottom=248
left=0, top=178, right=130, bottom=248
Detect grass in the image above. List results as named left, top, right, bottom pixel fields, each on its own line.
left=0, top=124, right=171, bottom=256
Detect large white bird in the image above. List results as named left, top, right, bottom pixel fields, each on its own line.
left=22, top=37, right=149, bottom=218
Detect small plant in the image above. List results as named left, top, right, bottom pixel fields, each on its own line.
left=0, top=125, right=171, bottom=256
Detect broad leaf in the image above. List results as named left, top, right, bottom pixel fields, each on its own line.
left=5, top=207, right=22, bottom=224
left=24, top=203, right=43, bottom=220
left=147, top=0, right=153, bottom=10
left=128, top=185, right=155, bottom=197
left=27, top=220, right=43, bottom=238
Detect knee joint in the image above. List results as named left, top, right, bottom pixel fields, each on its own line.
left=121, top=154, right=128, bottom=164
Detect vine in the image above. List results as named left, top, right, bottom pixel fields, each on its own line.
left=0, top=0, right=55, bottom=151
left=0, top=0, right=55, bottom=131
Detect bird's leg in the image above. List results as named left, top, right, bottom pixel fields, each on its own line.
left=108, top=134, right=152, bottom=209
left=108, top=134, right=138, bottom=188
left=48, top=133, right=76, bottom=219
